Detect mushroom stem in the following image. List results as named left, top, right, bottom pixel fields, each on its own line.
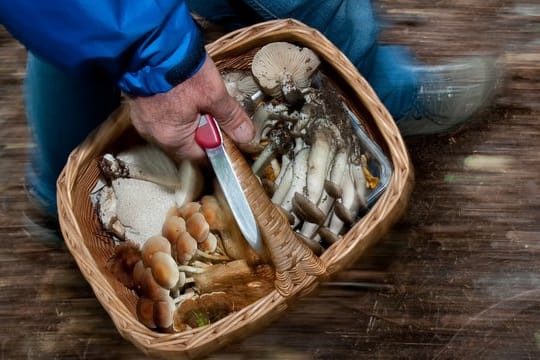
left=350, top=161, right=367, bottom=209
left=191, top=259, right=254, bottom=294
left=299, top=148, right=347, bottom=238
left=274, top=153, right=291, bottom=185
left=117, top=145, right=182, bottom=189
left=251, top=126, right=294, bottom=175
left=328, top=160, right=365, bottom=235
left=172, top=291, right=196, bottom=305
left=271, top=155, right=294, bottom=204
left=249, top=104, right=272, bottom=147
left=190, top=260, right=212, bottom=268
left=194, top=249, right=230, bottom=262
left=177, top=265, right=206, bottom=274
left=305, top=132, right=334, bottom=205
left=251, top=144, right=277, bottom=175
left=281, top=72, right=304, bottom=106
left=279, top=146, right=310, bottom=213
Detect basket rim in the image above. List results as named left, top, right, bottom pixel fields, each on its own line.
left=56, top=18, right=413, bottom=359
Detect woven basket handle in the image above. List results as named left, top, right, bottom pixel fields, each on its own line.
left=222, top=133, right=327, bottom=297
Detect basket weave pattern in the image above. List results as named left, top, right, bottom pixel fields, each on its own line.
left=57, top=19, right=413, bottom=359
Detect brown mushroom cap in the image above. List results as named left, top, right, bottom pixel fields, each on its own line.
left=136, top=297, right=157, bottom=329
left=153, top=296, right=176, bottom=330
left=317, top=225, right=340, bottom=245
left=175, top=231, right=198, bottom=265
left=141, top=235, right=171, bottom=267
left=333, top=201, right=355, bottom=225
left=198, top=232, right=218, bottom=253
left=150, top=251, right=180, bottom=290
left=132, top=259, right=147, bottom=291
left=178, top=201, right=201, bottom=219
left=200, top=195, right=225, bottom=231
left=186, top=212, right=210, bottom=243
left=162, top=215, right=186, bottom=243
left=324, top=179, right=343, bottom=199
left=251, top=42, right=321, bottom=98
left=140, top=267, right=170, bottom=300
left=292, top=192, right=326, bottom=224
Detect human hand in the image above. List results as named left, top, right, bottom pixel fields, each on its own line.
left=128, top=55, right=255, bottom=160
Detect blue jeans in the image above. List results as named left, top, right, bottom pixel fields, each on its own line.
left=25, top=0, right=419, bottom=217
left=25, top=54, right=120, bottom=216
left=187, top=0, right=419, bottom=119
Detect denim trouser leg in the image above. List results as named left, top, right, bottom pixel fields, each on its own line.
left=187, top=0, right=420, bottom=119
left=25, top=53, right=120, bottom=217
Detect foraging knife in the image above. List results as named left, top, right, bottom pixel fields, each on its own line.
left=195, top=114, right=263, bottom=254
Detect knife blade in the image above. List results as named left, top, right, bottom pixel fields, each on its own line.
left=194, top=114, right=263, bottom=254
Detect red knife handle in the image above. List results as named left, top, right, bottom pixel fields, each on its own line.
left=195, top=114, right=222, bottom=149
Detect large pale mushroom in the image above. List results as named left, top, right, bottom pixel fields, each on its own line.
left=96, top=144, right=204, bottom=247
left=251, top=42, right=320, bottom=105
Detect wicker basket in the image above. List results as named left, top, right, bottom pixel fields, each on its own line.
left=57, top=19, right=414, bottom=359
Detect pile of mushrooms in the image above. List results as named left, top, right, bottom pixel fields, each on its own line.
left=95, top=145, right=274, bottom=332
left=95, top=41, right=380, bottom=333
left=223, top=42, right=378, bottom=253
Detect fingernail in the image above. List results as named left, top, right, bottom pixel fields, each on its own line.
left=232, top=122, right=255, bottom=144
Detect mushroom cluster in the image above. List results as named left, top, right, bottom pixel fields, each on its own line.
left=103, top=189, right=274, bottom=333
left=222, top=42, right=379, bottom=253
left=105, top=239, right=177, bottom=331
left=96, top=41, right=382, bottom=334
left=134, top=236, right=178, bottom=331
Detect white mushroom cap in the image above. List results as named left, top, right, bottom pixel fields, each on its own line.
left=222, top=71, right=260, bottom=102
left=251, top=42, right=321, bottom=98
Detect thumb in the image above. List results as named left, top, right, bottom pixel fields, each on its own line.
left=207, top=95, right=255, bottom=144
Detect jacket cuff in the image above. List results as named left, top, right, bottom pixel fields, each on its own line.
left=118, top=14, right=206, bottom=96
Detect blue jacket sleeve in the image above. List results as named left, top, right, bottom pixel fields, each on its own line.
left=0, top=0, right=206, bottom=96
